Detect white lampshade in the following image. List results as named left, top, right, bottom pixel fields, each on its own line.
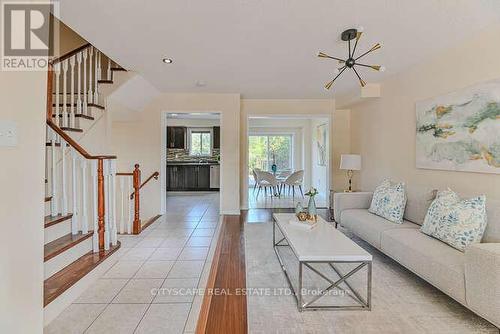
left=340, top=154, right=362, bottom=171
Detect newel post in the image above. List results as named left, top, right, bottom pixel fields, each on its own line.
left=97, top=158, right=105, bottom=250
left=133, top=164, right=141, bottom=234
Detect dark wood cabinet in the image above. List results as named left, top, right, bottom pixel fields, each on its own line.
left=167, top=164, right=212, bottom=191
left=167, top=127, right=186, bottom=149
left=213, top=126, right=220, bottom=149
left=166, top=165, right=185, bottom=190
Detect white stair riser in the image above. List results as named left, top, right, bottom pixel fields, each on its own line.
left=44, top=220, right=72, bottom=244
left=44, top=237, right=92, bottom=280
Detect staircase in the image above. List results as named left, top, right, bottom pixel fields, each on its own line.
left=43, top=43, right=128, bottom=323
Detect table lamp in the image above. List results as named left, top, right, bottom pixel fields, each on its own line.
left=340, top=154, right=361, bottom=192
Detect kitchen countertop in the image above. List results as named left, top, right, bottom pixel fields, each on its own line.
left=167, top=161, right=220, bottom=166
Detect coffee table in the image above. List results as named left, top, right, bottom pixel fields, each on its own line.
left=273, top=213, right=372, bottom=312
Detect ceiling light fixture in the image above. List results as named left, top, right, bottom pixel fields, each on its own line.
left=318, top=27, right=385, bottom=90
left=162, top=58, right=173, bottom=64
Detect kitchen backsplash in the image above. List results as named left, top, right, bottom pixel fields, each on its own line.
left=167, top=148, right=220, bottom=161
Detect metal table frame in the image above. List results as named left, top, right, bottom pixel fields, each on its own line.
left=273, top=219, right=372, bottom=312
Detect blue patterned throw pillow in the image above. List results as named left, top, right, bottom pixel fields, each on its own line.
left=420, top=190, right=487, bottom=252
left=368, top=179, right=407, bottom=224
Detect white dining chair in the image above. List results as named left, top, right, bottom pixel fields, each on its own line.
left=281, top=170, right=304, bottom=197
left=256, top=170, right=280, bottom=198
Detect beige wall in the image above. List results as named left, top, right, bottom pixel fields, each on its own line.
left=332, top=109, right=351, bottom=191
left=0, top=72, right=47, bottom=332
left=111, top=93, right=241, bottom=216
left=349, top=23, right=500, bottom=200
left=51, top=16, right=87, bottom=57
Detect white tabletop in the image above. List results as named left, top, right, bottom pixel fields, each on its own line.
left=273, top=213, right=372, bottom=262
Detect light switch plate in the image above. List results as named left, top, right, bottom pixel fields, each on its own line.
left=0, top=121, right=18, bottom=147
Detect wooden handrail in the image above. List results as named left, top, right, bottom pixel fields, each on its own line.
left=51, top=43, right=91, bottom=64
left=130, top=171, right=159, bottom=199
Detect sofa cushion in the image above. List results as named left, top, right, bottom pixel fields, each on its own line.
left=368, top=179, right=407, bottom=224
left=381, top=228, right=466, bottom=303
left=340, top=209, right=419, bottom=249
left=421, top=190, right=487, bottom=252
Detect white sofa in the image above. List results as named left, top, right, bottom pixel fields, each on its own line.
left=334, top=191, right=500, bottom=328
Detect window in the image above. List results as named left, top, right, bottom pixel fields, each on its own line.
left=248, top=134, right=293, bottom=173
left=190, top=130, right=212, bottom=156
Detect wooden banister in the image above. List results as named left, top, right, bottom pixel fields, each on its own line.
left=51, top=43, right=91, bottom=64
left=132, top=164, right=141, bottom=234
left=130, top=171, right=159, bottom=199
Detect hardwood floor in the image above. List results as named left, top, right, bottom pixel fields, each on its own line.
left=197, top=208, right=334, bottom=333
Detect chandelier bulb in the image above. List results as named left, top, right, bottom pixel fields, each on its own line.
left=357, top=26, right=364, bottom=33
left=333, top=68, right=340, bottom=75
left=380, top=66, right=386, bottom=72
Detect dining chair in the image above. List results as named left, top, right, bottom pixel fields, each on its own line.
left=252, top=168, right=261, bottom=194
left=281, top=170, right=304, bottom=197
left=256, top=170, right=280, bottom=198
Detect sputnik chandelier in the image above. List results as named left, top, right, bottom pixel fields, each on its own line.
left=318, top=27, right=385, bottom=90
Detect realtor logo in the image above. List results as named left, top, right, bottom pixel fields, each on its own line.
left=1, top=1, right=56, bottom=70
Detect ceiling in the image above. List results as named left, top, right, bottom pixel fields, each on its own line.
left=58, top=0, right=500, bottom=99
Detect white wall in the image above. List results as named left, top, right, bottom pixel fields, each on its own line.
left=166, top=118, right=220, bottom=127
left=0, top=72, right=47, bottom=333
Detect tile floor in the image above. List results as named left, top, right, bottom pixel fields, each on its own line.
left=248, top=187, right=328, bottom=209
left=45, top=192, right=221, bottom=334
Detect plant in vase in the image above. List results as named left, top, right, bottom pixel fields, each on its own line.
left=305, top=187, right=319, bottom=222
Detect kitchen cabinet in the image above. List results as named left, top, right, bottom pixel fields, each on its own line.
left=167, top=164, right=213, bottom=191
left=167, top=126, right=186, bottom=149
left=167, top=165, right=185, bottom=190
left=213, top=126, right=220, bottom=149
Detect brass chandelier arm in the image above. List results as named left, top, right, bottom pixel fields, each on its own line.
left=351, top=31, right=362, bottom=56
left=355, top=43, right=381, bottom=61
left=355, top=63, right=382, bottom=71
left=318, top=52, right=345, bottom=63
left=324, top=66, right=347, bottom=90
left=352, top=67, right=366, bottom=87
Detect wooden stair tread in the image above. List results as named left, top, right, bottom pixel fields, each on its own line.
left=45, top=214, right=73, bottom=228
left=44, top=196, right=52, bottom=202
left=111, top=67, right=126, bottom=72
left=44, top=242, right=121, bottom=306
left=46, top=142, right=69, bottom=147
left=98, top=79, right=113, bottom=84
left=44, top=232, right=94, bottom=262
left=60, top=127, right=84, bottom=132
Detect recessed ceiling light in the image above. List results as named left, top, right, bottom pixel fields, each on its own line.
left=162, top=58, right=173, bottom=64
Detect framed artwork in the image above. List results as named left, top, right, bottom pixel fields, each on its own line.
left=416, top=79, right=500, bottom=174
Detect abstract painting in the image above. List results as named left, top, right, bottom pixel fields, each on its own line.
left=416, top=79, right=500, bottom=174
left=316, top=123, right=327, bottom=166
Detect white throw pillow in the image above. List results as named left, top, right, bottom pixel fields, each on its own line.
left=368, top=179, right=407, bottom=224
left=420, top=189, right=487, bottom=252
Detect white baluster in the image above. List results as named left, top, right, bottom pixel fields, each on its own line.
left=107, top=57, right=111, bottom=81
left=54, top=63, right=61, bottom=126
left=87, top=47, right=94, bottom=104
left=119, top=177, right=125, bottom=234
left=62, top=59, right=69, bottom=128
left=76, top=52, right=82, bottom=116
left=127, top=176, right=133, bottom=234
left=110, top=160, right=118, bottom=246
left=91, top=160, right=99, bottom=252
left=69, top=55, right=76, bottom=128
left=81, top=158, right=88, bottom=234
left=61, top=139, right=68, bottom=215
left=71, top=149, right=79, bottom=235
left=94, top=49, right=100, bottom=104
left=104, top=159, right=110, bottom=250
left=50, top=129, right=58, bottom=216
left=82, top=49, right=88, bottom=116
